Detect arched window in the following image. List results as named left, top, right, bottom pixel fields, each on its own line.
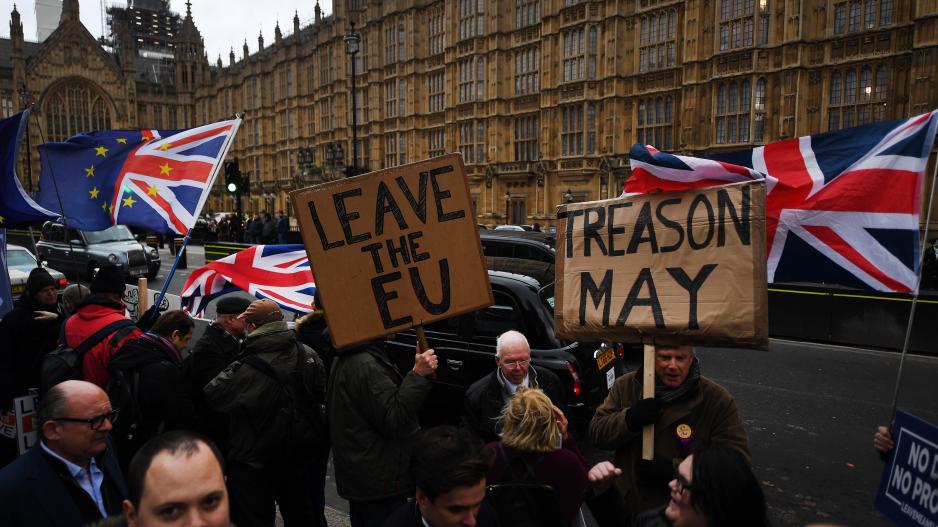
left=715, top=79, right=752, bottom=144
left=44, top=80, right=112, bottom=142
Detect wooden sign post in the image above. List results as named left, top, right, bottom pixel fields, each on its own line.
left=642, top=343, right=655, bottom=460
left=290, top=154, right=493, bottom=349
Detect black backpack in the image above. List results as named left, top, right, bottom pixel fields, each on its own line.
left=40, top=318, right=137, bottom=394
left=241, top=341, right=328, bottom=461
left=106, top=345, right=164, bottom=471
left=486, top=443, right=564, bottom=527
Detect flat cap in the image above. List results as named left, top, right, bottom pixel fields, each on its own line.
left=215, top=296, right=252, bottom=316
left=238, top=298, right=283, bottom=326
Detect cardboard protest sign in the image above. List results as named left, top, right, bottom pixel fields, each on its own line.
left=875, top=410, right=938, bottom=525
left=555, top=181, right=768, bottom=349
left=122, top=284, right=182, bottom=320
left=291, top=154, right=493, bottom=349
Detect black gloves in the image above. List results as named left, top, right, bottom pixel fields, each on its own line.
left=635, top=458, right=673, bottom=485
left=135, top=305, right=160, bottom=333
left=625, top=397, right=663, bottom=430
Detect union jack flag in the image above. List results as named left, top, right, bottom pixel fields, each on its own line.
left=628, top=110, right=938, bottom=293
left=37, top=119, right=240, bottom=233
left=181, top=244, right=316, bottom=316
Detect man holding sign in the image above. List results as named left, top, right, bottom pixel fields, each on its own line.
left=589, top=344, right=749, bottom=520
left=328, top=339, right=438, bottom=527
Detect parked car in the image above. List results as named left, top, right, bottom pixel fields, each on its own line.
left=384, top=268, right=629, bottom=428
left=6, top=244, right=68, bottom=297
left=479, top=229, right=556, bottom=264
left=36, top=222, right=160, bottom=281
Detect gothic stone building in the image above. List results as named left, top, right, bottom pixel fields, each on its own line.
left=3, top=0, right=938, bottom=229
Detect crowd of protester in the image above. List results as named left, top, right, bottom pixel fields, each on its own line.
left=0, top=263, right=886, bottom=527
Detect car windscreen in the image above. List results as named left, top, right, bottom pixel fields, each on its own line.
left=7, top=249, right=37, bottom=268
left=83, top=225, right=136, bottom=244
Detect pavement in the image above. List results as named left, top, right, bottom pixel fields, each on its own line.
left=149, top=245, right=937, bottom=527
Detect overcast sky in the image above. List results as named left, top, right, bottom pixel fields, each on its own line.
left=0, top=0, right=334, bottom=62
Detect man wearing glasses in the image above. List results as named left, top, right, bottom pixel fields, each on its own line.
left=0, top=380, right=127, bottom=526
left=463, top=330, right=565, bottom=443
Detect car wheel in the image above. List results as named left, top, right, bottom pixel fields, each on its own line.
left=146, top=269, right=158, bottom=280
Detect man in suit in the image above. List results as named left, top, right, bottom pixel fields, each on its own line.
left=0, top=380, right=127, bottom=526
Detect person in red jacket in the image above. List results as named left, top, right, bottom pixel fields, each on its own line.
left=64, top=265, right=141, bottom=387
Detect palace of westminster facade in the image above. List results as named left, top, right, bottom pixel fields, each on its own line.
left=1, top=0, right=937, bottom=227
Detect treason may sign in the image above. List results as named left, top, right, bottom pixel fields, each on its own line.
left=291, top=154, right=493, bottom=349
left=555, top=181, right=768, bottom=349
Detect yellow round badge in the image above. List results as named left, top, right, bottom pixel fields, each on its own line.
left=676, top=424, right=693, bottom=440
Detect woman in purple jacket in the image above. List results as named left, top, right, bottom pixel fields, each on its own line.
left=485, top=388, right=601, bottom=526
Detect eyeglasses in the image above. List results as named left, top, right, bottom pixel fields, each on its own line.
left=53, top=409, right=119, bottom=430
left=673, top=466, right=694, bottom=494
left=501, top=359, right=530, bottom=369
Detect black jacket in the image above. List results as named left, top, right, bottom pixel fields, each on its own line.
left=108, top=333, right=199, bottom=467
left=183, top=323, right=240, bottom=449
left=327, top=342, right=431, bottom=500
left=0, top=441, right=127, bottom=527
left=0, top=294, right=63, bottom=407
left=381, top=499, right=501, bottom=527
left=204, top=321, right=326, bottom=467
left=463, top=365, right=566, bottom=443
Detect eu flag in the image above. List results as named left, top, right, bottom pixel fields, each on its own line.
left=0, top=110, right=58, bottom=228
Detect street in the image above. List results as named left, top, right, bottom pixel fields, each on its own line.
left=151, top=246, right=937, bottom=526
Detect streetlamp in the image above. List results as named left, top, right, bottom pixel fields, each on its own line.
left=564, top=188, right=573, bottom=204
left=504, top=191, right=511, bottom=225
left=344, top=23, right=360, bottom=177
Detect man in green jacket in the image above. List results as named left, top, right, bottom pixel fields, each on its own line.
left=327, top=332, right=438, bottom=527
left=589, top=345, right=750, bottom=522
left=205, top=299, right=327, bottom=527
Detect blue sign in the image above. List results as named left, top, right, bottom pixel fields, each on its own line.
left=875, top=410, right=938, bottom=526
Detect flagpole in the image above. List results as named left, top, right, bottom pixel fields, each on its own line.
left=888, top=149, right=938, bottom=422
left=142, top=115, right=243, bottom=327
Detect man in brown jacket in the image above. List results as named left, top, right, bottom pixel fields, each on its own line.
left=589, top=344, right=750, bottom=521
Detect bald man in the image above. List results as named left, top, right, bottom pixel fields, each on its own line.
left=0, top=380, right=127, bottom=526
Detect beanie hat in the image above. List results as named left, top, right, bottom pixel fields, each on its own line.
left=90, top=265, right=126, bottom=296
left=215, top=296, right=252, bottom=316
left=238, top=299, right=283, bottom=326
left=26, top=268, right=56, bottom=296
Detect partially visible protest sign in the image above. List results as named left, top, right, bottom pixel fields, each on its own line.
left=555, top=181, right=768, bottom=349
left=122, top=284, right=182, bottom=321
left=875, top=410, right=938, bottom=526
left=291, top=154, right=493, bottom=349
left=14, top=391, right=39, bottom=455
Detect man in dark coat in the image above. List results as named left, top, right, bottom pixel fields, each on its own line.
left=463, top=330, right=566, bottom=443
left=261, top=212, right=277, bottom=244
left=0, top=380, right=127, bottom=526
left=248, top=214, right=264, bottom=244
left=205, top=299, right=328, bottom=527
left=0, top=268, right=64, bottom=466
left=922, top=238, right=938, bottom=290
left=382, top=426, right=499, bottom=527
left=183, top=295, right=251, bottom=452
left=329, top=329, right=439, bottom=527
left=589, top=345, right=750, bottom=521
left=108, top=310, right=199, bottom=472
left=276, top=210, right=289, bottom=243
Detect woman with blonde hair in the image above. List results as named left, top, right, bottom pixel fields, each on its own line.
left=485, top=388, right=594, bottom=526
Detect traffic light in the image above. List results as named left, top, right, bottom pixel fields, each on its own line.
left=224, top=162, right=239, bottom=194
